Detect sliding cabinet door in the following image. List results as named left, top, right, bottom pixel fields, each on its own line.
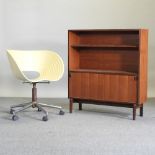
left=69, top=72, right=137, bottom=103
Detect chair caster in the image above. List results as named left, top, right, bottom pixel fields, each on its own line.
left=59, top=110, right=65, bottom=115
left=42, top=116, right=48, bottom=121
left=12, top=115, right=19, bottom=121
left=38, top=108, right=42, bottom=112
left=10, top=109, right=15, bottom=114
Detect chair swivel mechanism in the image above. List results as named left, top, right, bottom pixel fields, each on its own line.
left=7, top=50, right=65, bottom=121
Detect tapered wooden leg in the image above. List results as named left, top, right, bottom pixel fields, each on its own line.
left=79, top=102, right=82, bottom=110
left=140, top=104, right=143, bottom=117
left=69, top=98, right=73, bottom=113
left=133, top=104, right=136, bottom=120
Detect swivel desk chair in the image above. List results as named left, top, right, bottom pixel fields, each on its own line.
left=7, top=50, right=64, bottom=121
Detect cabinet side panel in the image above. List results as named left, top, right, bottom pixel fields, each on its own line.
left=139, top=30, right=148, bottom=104
left=68, top=31, right=80, bottom=98
left=68, top=31, right=80, bottom=70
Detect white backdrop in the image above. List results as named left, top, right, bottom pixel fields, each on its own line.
left=0, top=0, right=154, bottom=97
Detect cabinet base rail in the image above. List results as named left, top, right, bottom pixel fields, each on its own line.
left=69, top=98, right=143, bottom=120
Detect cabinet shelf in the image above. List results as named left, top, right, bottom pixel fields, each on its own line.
left=71, top=44, right=138, bottom=49
left=70, top=69, right=137, bottom=76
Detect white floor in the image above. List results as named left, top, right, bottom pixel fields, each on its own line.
left=0, top=97, right=155, bottom=155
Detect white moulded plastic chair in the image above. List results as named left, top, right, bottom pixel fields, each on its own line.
left=7, top=50, right=65, bottom=121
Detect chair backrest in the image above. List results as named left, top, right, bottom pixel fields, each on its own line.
left=7, top=50, right=64, bottom=82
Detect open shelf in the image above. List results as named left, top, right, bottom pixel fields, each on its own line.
left=70, top=69, right=138, bottom=76
left=71, top=44, right=138, bottom=49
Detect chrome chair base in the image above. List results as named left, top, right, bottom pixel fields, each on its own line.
left=10, top=102, right=65, bottom=121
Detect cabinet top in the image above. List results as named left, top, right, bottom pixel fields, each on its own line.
left=68, top=29, right=148, bottom=32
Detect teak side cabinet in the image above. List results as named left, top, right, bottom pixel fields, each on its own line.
left=68, top=29, right=148, bottom=120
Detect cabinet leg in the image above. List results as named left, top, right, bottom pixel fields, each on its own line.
left=140, top=105, right=143, bottom=117
left=133, top=104, right=136, bottom=120
left=69, top=98, right=73, bottom=113
left=79, top=102, right=82, bottom=110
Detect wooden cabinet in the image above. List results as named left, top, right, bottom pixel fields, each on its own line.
left=68, top=29, right=148, bottom=120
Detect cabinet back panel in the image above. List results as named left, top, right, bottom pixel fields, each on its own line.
left=79, top=50, right=139, bottom=72
left=79, top=32, right=139, bottom=46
